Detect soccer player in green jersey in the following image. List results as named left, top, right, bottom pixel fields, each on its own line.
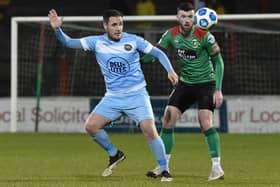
left=143, top=2, right=224, bottom=181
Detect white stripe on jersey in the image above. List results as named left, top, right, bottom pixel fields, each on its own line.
left=80, top=38, right=90, bottom=51
left=143, top=43, right=153, bottom=54
left=95, top=41, right=136, bottom=54
left=105, top=81, right=146, bottom=96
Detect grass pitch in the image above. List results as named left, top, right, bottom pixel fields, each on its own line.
left=0, top=133, right=279, bottom=187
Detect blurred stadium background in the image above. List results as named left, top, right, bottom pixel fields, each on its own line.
left=1, top=0, right=280, bottom=96
left=6, top=13, right=280, bottom=133
left=0, top=0, right=279, bottom=133
left=0, top=1, right=280, bottom=186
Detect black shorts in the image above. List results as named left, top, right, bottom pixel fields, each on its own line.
left=168, top=80, right=216, bottom=113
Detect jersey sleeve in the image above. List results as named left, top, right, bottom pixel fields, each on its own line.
left=158, top=30, right=172, bottom=49
left=139, top=30, right=171, bottom=64
left=134, top=35, right=153, bottom=53
left=203, top=32, right=224, bottom=91
left=80, top=36, right=98, bottom=51
left=54, top=28, right=83, bottom=49
left=204, top=32, right=221, bottom=57
left=212, top=54, right=224, bottom=91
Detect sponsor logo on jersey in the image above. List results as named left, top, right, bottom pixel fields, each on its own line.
left=107, top=57, right=130, bottom=75
left=177, top=49, right=197, bottom=60
left=207, top=34, right=216, bottom=44
left=124, top=44, right=133, bottom=51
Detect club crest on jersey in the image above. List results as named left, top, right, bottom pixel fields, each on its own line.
left=107, top=57, right=130, bottom=75
left=192, top=39, right=199, bottom=48
left=124, top=44, right=133, bottom=51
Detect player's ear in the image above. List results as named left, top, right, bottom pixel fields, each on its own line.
left=176, top=14, right=179, bottom=22
left=103, top=22, right=108, bottom=31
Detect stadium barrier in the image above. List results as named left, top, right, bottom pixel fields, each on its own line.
left=1, top=96, right=280, bottom=133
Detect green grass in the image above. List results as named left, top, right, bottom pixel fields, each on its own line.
left=0, top=133, right=279, bottom=187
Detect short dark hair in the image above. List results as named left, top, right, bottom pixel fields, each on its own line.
left=103, top=9, right=123, bottom=23
left=177, top=2, right=194, bottom=12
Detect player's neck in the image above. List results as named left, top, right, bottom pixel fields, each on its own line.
left=179, top=26, right=191, bottom=37
left=106, top=33, right=121, bottom=42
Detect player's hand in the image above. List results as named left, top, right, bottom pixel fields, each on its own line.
left=168, top=71, right=178, bottom=86
left=213, top=90, right=223, bottom=108
left=48, top=9, right=62, bottom=29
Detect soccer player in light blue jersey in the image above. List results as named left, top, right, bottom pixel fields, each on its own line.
left=48, top=9, right=178, bottom=181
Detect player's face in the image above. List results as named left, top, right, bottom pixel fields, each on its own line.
left=104, top=16, right=123, bottom=41
left=176, top=10, right=195, bottom=32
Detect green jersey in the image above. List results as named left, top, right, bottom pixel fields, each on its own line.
left=158, top=26, right=223, bottom=90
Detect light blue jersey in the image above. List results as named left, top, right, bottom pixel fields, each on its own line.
left=54, top=28, right=174, bottom=123
left=54, top=29, right=174, bottom=95
left=80, top=33, right=154, bottom=94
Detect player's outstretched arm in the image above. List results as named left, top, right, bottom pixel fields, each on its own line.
left=149, top=47, right=178, bottom=86
left=48, top=9, right=83, bottom=49
left=140, top=45, right=166, bottom=64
